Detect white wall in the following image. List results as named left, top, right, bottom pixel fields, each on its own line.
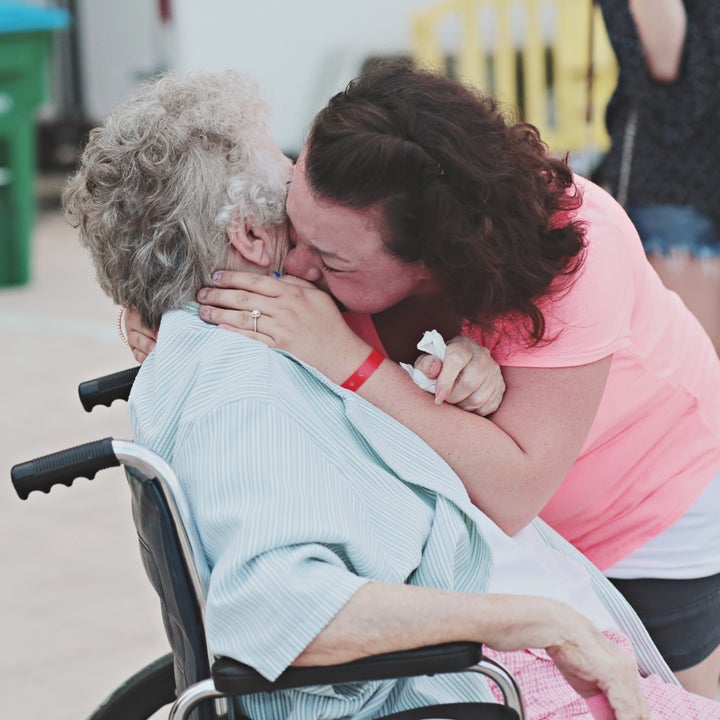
left=75, top=0, right=171, bottom=122
left=168, top=0, right=437, bottom=154
left=73, top=0, right=441, bottom=155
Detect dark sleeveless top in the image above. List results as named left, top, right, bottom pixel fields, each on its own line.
left=595, top=0, right=720, bottom=225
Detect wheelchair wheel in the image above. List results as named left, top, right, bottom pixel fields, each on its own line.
left=86, top=653, right=176, bottom=720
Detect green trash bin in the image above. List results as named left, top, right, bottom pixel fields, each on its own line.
left=0, top=3, right=70, bottom=286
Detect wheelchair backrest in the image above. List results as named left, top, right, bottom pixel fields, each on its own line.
left=125, top=465, right=216, bottom=720
left=126, top=467, right=208, bottom=689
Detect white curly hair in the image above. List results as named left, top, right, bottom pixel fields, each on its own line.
left=63, top=70, right=290, bottom=328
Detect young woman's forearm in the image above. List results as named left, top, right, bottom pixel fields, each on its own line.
left=353, top=357, right=610, bottom=535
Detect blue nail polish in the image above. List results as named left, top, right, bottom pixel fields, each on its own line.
left=273, top=271, right=281, bottom=279
left=213, top=272, right=222, bottom=282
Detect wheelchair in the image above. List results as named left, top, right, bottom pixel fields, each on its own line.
left=11, top=367, right=526, bottom=720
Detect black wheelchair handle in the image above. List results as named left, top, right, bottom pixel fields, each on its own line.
left=11, top=438, right=119, bottom=500
left=78, top=366, right=139, bottom=412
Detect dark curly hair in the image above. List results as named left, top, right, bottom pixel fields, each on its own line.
left=304, top=59, right=586, bottom=344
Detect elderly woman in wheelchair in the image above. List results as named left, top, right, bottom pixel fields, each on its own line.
left=54, top=70, right=720, bottom=720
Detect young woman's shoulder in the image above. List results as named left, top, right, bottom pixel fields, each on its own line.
left=481, top=177, right=639, bottom=366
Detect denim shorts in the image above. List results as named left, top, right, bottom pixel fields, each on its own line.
left=627, top=205, right=720, bottom=260
left=609, top=573, right=720, bottom=671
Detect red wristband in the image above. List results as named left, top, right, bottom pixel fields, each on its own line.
left=340, top=349, right=385, bottom=391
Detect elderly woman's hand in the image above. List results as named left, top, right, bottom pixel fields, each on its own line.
left=413, top=336, right=505, bottom=416
left=490, top=596, right=648, bottom=720
left=546, top=623, right=648, bottom=720
left=124, top=307, right=158, bottom=364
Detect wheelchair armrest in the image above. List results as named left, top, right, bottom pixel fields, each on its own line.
left=211, top=642, right=483, bottom=694
left=78, top=366, right=139, bottom=412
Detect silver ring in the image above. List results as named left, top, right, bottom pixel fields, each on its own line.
left=251, top=309, right=261, bottom=333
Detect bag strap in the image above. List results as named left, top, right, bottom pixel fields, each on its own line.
left=616, top=105, right=639, bottom=207
left=586, top=0, right=598, bottom=124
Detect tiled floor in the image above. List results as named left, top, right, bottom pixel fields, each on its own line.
left=0, top=208, right=169, bottom=719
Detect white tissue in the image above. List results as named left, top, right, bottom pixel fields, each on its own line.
left=399, top=329, right=447, bottom=393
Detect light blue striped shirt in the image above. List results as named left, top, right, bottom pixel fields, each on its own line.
left=130, top=308, right=674, bottom=719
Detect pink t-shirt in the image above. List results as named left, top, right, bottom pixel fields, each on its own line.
left=347, top=177, right=720, bottom=570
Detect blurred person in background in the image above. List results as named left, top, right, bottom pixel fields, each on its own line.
left=595, top=0, right=720, bottom=356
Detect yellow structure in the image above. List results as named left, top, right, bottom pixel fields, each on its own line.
left=412, top=0, right=617, bottom=161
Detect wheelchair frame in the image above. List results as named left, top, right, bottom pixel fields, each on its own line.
left=11, top=368, right=525, bottom=720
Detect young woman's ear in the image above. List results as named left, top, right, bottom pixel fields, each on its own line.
left=226, top=222, right=272, bottom=269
